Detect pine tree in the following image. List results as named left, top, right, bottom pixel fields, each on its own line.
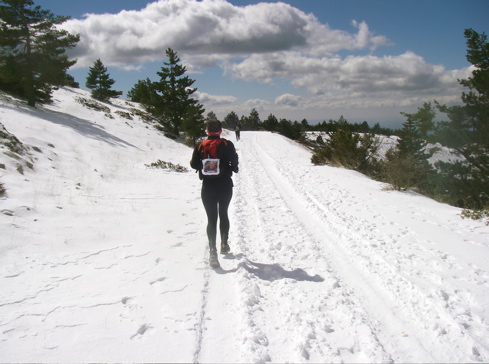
left=152, top=48, right=204, bottom=138
left=248, top=108, right=261, bottom=130
left=223, top=111, right=239, bottom=129
left=0, top=0, right=79, bottom=106
left=206, top=111, right=217, bottom=121
left=383, top=106, right=435, bottom=193
left=85, top=59, right=122, bottom=102
left=432, top=29, right=489, bottom=208
left=127, top=78, right=155, bottom=108
left=263, top=113, right=278, bottom=131
left=183, top=103, right=206, bottom=146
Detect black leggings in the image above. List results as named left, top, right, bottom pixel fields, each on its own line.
left=201, top=183, right=233, bottom=248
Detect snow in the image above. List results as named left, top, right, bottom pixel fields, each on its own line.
left=1, top=87, right=488, bottom=363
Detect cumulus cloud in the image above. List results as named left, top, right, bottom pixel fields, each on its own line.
left=275, top=94, right=304, bottom=107
left=194, top=91, right=237, bottom=105
left=62, top=0, right=389, bottom=68
left=242, top=99, right=271, bottom=111
left=226, top=51, right=469, bottom=97
left=59, top=0, right=468, bottom=121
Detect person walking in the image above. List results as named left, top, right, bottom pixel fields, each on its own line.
left=235, top=121, right=241, bottom=141
left=190, top=120, right=239, bottom=268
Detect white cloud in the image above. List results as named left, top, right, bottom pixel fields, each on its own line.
left=242, top=99, right=271, bottom=112
left=194, top=91, right=237, bottom=105
left=275, top=94, right=304, bottom=107
left=62, top=0, right=390, bottom=69
left=58, top=0, right=469, bottom=124
left=226, top=51, right=469, bottom=97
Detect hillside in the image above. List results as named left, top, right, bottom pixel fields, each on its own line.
left=1, top=88, right=488, bottom=363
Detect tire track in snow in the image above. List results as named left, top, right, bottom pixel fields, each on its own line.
left=230, top=133, right=395, bottom=362
left=193, top=247, right=248, bottom=363
left=248, top=131, right=488, bottom=362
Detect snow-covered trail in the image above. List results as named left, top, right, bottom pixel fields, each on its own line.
left=1, top=89, right=488, bottom=363
left=198, top=131, right=489, bottom=363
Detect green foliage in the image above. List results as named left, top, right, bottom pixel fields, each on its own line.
left=206, top=111, right=217, bottom=120
left=381, top=103, right=436, bottom=193
left=0, top=181, right=5, bottom=196
left=223, top=111, right=239, bottom=129
left=244, top=108, right=261, bottom=130
left=0, top=0, right=80, bottom=106
left=129, top=107, right=155, bottom=124
left=153, top=48, right=203, bottom=137
left=75, top=97, right=111, bottom=113
left=127, top=78, right=155, bottom=106
left=375, top=29, right=488, bottom=209
left=461, top=208, right=489, bottom=225
left=128, top=48, right=204, bottom=139
left=429, top=29, right=489, bottom=209
left=145, top=160, right=188, bottom=173
left=115, top=110, right=133, bottom=120
left=400, top=102, right=436, bottom=140
left=277, top=118, right=302, bottom=140
left=182, top=103, right=206, bottom=147
left=382, top=148, right=423, bottom=191
left=85, top=59, right=122, bottom=102
left=0, top=121, right=28, bottom=154
left=263, top=113, right=278, bottom=131
left=63, top=73, right=79, bottom=88
left=313, top=118, right=396, bottom=137
left=433, top=159, right=489, bottom=208
left=311, top=127, right=381, bottom=176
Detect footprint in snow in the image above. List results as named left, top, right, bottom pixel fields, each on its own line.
left=130, top=324, right=152, bottom=340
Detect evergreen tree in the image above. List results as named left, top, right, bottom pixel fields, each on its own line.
left=399, top=104, right=434, bottom=161
left=0, top=0, right=79, bottom=106
left=127, top=78, right=155, bottom=107
left=311, top=127, right=380, bottom=175
left=263, top=113, right=278, bottom=131
left=206, top=111, right=217, bottom=121
left=85, top=59, right=122, bottom=102
left=223, top=111, right=239, bottom=129
left=64, top=73, right=79, bottom=88
left=183, top=103, right=206, bottom=146
left=248, top=108, right=261, bottom=130
left=277, top=118, right=294, bottom=139
left=432, top=29, right=489, bottom=208
left=382, top=106, right=434, bottom=193
left=153, top=48, right=203, bottom=138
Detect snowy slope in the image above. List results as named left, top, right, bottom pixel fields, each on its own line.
left=1, top=88, right=488, bottom=363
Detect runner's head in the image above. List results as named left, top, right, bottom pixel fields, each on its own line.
left=206, top=119, right=222, bottom=136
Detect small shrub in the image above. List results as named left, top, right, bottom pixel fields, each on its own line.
left=75, top=97, right=111, bottom=114
left=461, top=208, right=489, bottom=225
left=1, top=122, right=28, bottom=155
left=311, top=129, right=381, bottom=177
left=130, top=108, right=155, bottom=123
left=115, top=110, right=133, bottom=120
left=145, top=160, right=188, bottom=173
left=0, top=181, right=5, bottom=197
left=381, top=148, right=419, bottom=191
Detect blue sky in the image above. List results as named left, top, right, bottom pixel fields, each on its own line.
left=35, top=0, right=488, bottom=128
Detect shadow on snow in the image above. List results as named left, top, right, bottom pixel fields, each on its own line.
left=215, top=253, right=324, bottom=283
left=2, top=100, right=139, bottom=149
